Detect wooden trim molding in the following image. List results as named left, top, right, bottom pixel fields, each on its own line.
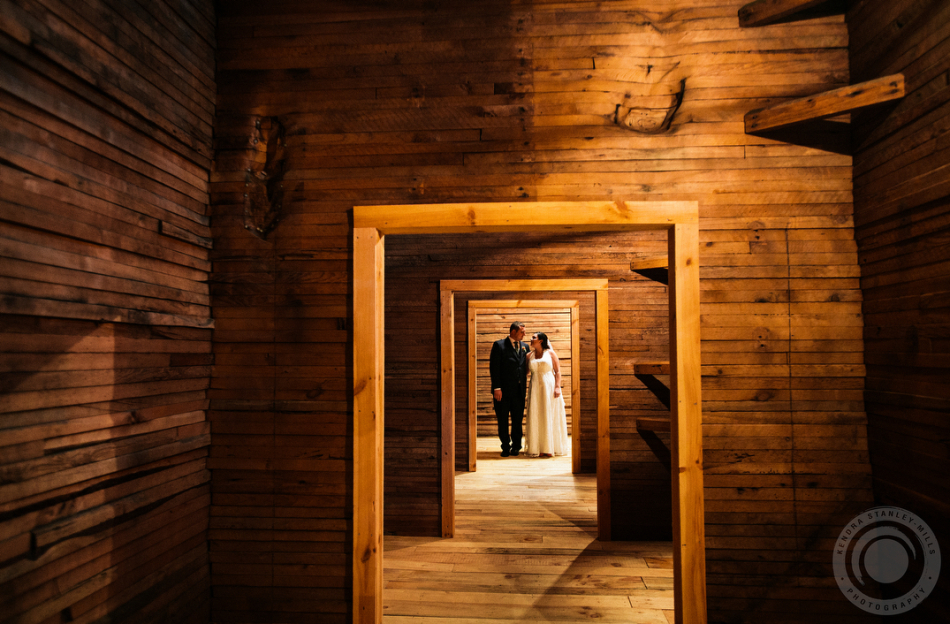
left=352, top=227, right=384, bottom=623
left=354, top=201, right=697, bottom=234
left=439, top=289, right=455, bottom=538
left=595, top=287, right=611, bottom=541
left=669, top=222, right=706, bottom=623
left=352, top=200, right=705, bottom=624
left=465, top=299, right=581, bottom=474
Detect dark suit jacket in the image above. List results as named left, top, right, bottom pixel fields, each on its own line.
left=489, top=337, right=528, bottom=395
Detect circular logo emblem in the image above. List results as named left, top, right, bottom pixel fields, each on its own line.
left=833, top=506, right=941, bottom=615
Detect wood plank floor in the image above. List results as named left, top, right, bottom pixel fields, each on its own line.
left=384, top=437, right=675, bottom=623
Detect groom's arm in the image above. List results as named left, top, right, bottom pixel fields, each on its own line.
left=489, top=340, right=502, bottom=400
left=488, top=342, right=502, bottom=392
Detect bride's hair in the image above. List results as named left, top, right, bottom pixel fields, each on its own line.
left=536, top=332, right=551, bottom=351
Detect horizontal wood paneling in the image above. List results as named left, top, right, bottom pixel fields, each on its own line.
left=213, top=1, right=872, bottom=621
left=0, top=1, right=215, bottom=622
left=849, top=0, right=950, bottom=621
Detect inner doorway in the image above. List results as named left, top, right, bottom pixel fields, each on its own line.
left=465, top=299, right=580, bottom=472
left=439, top=279, right=608, bottom=540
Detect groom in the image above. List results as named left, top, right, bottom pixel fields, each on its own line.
left=489, top=321, right=528, bottom=457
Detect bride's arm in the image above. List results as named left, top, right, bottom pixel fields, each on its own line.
left=551, top=350, right=562, bottom=398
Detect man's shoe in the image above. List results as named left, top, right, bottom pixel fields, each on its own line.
left=500, top=450, right=510, bottom=457
left=510, top=450, right=520, bottom=456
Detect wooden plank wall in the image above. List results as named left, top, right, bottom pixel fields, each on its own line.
left=382, top=266, right=446, bottom=538
left=213, top=1, right=875, bottom=621
left=848, top=0, right=950, bottom=620
left=473, top=308, right=573, bottom=439
left=0, top=1, right=216, bottom=623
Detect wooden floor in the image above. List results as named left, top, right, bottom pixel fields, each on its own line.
left=384, top=438, right=675, bottom=623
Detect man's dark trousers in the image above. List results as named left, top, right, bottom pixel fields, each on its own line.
left=489, top=338, right=527, bottom=453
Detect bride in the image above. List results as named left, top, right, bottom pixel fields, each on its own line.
left=525, top=332, right=570, bottom=457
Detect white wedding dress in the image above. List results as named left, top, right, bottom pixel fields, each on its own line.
left=525, top=350, right=570, bottom=457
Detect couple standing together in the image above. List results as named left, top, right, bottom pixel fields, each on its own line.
left=489, top=321, right=570, bottom=458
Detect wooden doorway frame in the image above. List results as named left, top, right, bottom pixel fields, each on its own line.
left=445, top=286, right=602, bottom=538
left=464, top=298, right=581, bottom=473
left=353, top=201, right=705, bottom=624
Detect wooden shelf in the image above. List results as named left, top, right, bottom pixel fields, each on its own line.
left=630, top=258, right=669, bottom=285
left=632, top=362, right=670, bottom=375
left=745, top=74, right=905, bottom=133
left=630, top=257, right=668, bottom=270
left=738, top=0, right=832, bottom=28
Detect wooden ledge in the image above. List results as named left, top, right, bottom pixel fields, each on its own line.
left=632, top=362, right=670, bottom=375
left=739, top=0, right=831, bottom=28
left=745, top=74, right=905, bottom=133
left=630, top=257, right=668, bottom=270
left=636, top=417, right=671, bottom=432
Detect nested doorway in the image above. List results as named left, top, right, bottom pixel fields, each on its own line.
left=439, top=281, right=607, bottom=540
left=353, top=200, right=706, bottom=624
left=464, top=298, right=580, bottom=472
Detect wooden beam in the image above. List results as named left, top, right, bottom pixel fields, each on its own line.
left=745, top=74, right=905, bottom=133
left=440, top=290, right=455, bottom=538
left=355, top=201, right=697, bottom=235
left=738, top=0, right=830, bottom=28
left=570, top=303, right=581, bottom=475
left=596, top=287, right=610, bottom=542
left=467, top=303, right=478, bottom=473
left=669, top=223, right=706, bottom=624
left=441, top=279, right=607, bottom=292
left=352, top=227, right=384, bottom=624
left=467, top=299, right=582, bottom=309
left=630, top=257, right=668, bottom=270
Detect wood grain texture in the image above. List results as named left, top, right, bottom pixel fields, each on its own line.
left=0, top=1, right=215, bottom=622
left=211, top=2, right=872, bottom=622
left=384, top=437, right=675, bottom=624
left=354, top=228, right=385, bottom=623
left=669, top=223, right=706, bottom=624
left=596, top=288, right=612, bottom=544
left=849, top=1, right=950, bottom=621
left=440, top=288, right=455, bottom=538
left=746, top=74, right=905, bottom=132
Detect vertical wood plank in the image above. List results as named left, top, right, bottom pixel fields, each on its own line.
left=440, top=289, right=456, bottom=537
left=669, top=223, right=706, bottom=624
left=571, top=302, right=581, bottom=474
left=467, top=302, right=478, bottom=472
left=353, top=227, right=384, bottom=624
left=596, top=287, right=611, bottom=541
